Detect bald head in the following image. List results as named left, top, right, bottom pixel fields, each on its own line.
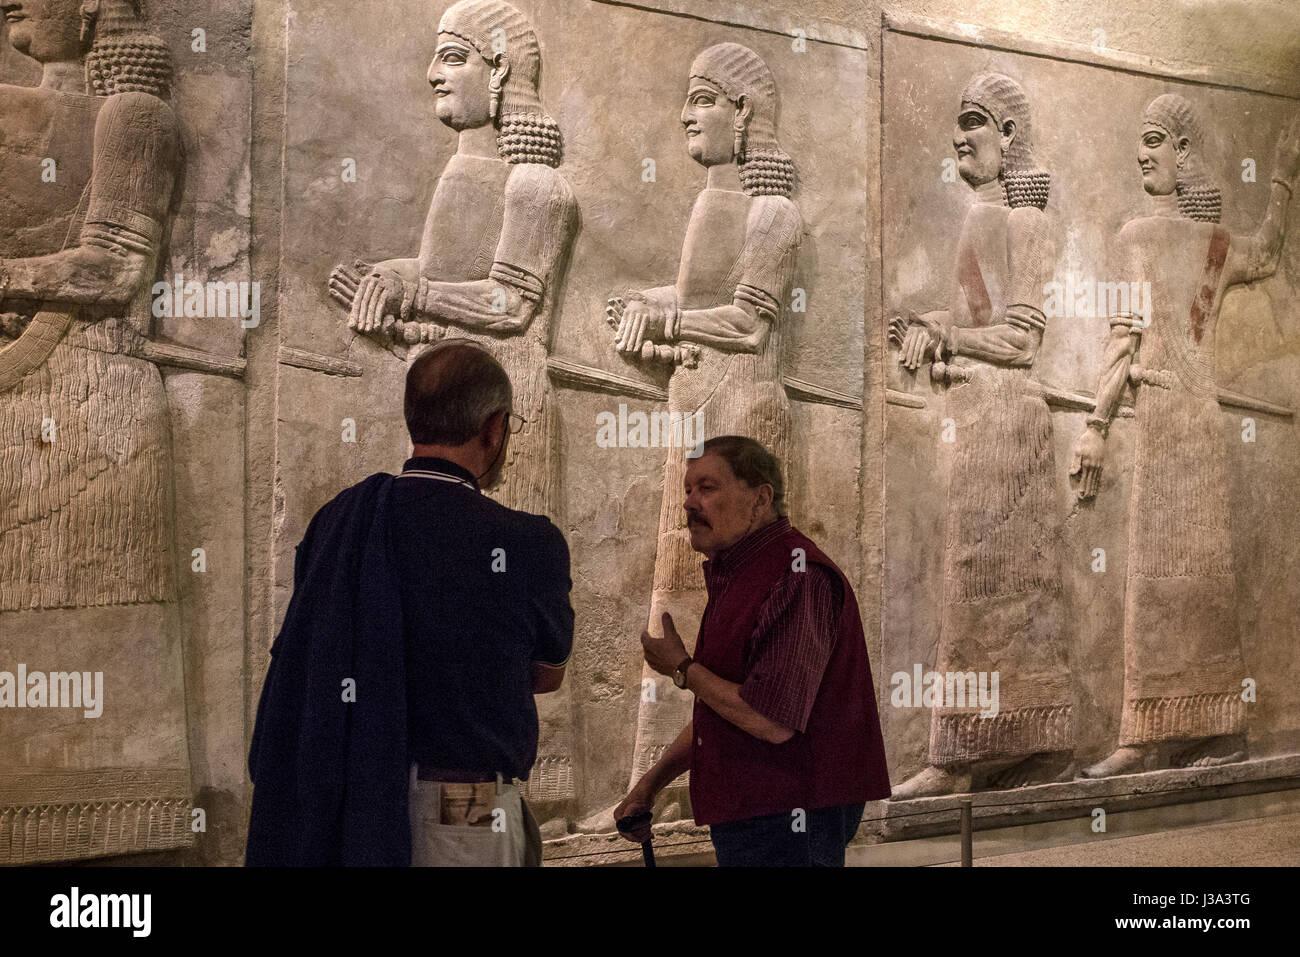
left=404, top=340, right=513, bottom=446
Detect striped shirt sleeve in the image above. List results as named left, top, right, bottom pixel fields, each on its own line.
left=737, top=564, right=841, bottom=734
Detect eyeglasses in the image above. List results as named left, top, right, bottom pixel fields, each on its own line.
left=508, top=412, right=527, bottom=435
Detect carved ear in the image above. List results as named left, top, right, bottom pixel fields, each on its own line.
left=1000, top=117, right=1018, bottom=156
left=735, top=93, right=753, bottom=129
left=1175, top=134, right=1191, bottom=168
left=490, top=54, right=511, bottom=90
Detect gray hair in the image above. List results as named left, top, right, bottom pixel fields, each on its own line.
left=404, top=339, right=512, bottom=445
left=700, top=435, right=787, bottom=518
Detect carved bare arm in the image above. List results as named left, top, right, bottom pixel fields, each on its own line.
left=1070, top=319, right=1140, bottom=501
left=610, top=287, right=772, bottom=356
left=676, top=296, right=772, bottom=354
left=408, top=273, right=540, bottom=334
left=945, top=313, right=1044, bottom=367
left=0, top=93, right=176, bottom=314
left=1223, top=117, right=1300, bottom=287
left=0, top=232, right=155, bottom=309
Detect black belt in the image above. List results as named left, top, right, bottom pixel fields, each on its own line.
left=415, top=765, right=504, bottom=783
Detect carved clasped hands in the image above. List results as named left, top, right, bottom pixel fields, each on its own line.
left=330, top=259, right=408, bottom=335
left=608, top=293, right=669, bottom=355
left=1070, top=426, right=1106, bottom=501
left=890, top=309, right=946, bottom=371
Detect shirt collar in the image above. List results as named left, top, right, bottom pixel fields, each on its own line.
left=705, top=516, right=791, bottom=578
left=400, top=456, right=481, bottom=492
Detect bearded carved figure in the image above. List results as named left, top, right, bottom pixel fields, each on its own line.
left=328, top=0, right=579, bottom=816
left=0, top=0, right=191, bottom=862
left=889, top=73, right=1074, bottom=800
left=1071, top=95, right=1300, bottom=776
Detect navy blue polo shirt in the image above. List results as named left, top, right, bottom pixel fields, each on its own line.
left=390, top=456, right=574, bottom=780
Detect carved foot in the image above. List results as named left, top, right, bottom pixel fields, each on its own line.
left=1171, top=736, right=1247, bottom=769
left=984, top=752, right=1073, bottom=790
left=889, top=764, right=972, bottom=800
left=573, top=804, right=617, bottom=835
left=572, top=790, right=687, bottom=835
left=1078, top=746, right=1155, bottom=778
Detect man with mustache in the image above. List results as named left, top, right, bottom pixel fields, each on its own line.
left=613, top=436, right=890, bottom=866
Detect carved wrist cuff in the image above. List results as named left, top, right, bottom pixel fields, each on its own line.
left=490, top=262, right=544, bottom=305
left=1006, top=304, right=1047, bottom=334
left=400, top=280, right=418, bottom=322
left=940, top=325, right=958, bottom=361
left=663, top=306, right=681, bottom=343
left=1086, top=415, right=1109, bottom=437
left=1273, top=176, right=1295, bottom=197
left=414, top=276, right=432, bottom=318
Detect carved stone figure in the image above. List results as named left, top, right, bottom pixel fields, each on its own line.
left=0, top=0, right=191, bottom=861
left=328, top=0, right=579, bottom=813
left=889, top=73, right=1073, bottom=799
left=588, top=43, right=802, bottom=827
left=1072, top=96, right=1300, bottom=776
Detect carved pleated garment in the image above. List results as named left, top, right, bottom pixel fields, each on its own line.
left=0, top=87, right=191, bottom=863
left=629, top=188, right=802, bottom=782
left=1116, top=218, right=1245, bottom=746
left=929, top=198, right=1073, bottom=765
left=415, top=154, right=577, bottom=802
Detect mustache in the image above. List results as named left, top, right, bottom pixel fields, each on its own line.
left=686, top=513, right=711, bottom=529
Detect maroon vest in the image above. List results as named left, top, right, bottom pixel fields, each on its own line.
left=689, top=526, right=891, bottom=826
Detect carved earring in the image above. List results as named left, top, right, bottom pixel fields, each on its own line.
left=487, top=63, right=508, bottom=123
left=488, top=75, right=504, bottom=123
left=79, top=0, right=100, bottom=44
left=733, top=122, right=747, bottom=163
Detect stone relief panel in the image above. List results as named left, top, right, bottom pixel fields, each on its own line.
left=274, top=0, right=868, bottom=836
left=327, top=0, right=580, bottom=810
left=1072, top=98, right=1300, bottom=776
left=0, top=0, right=253, bottom=863
left=591, top=41, right=803, bottom=828
left=887, top=72, right=1072, bottom=799
left=881, top=18, right=1300, bottom=803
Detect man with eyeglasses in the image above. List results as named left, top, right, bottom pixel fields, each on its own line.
left=247, top=339, right=574, bottom=867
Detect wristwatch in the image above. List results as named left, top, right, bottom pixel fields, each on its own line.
left=672, top=655, right=694, bottom=690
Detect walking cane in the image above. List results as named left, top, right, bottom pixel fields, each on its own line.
left=616, top=811, right=656, bottom=868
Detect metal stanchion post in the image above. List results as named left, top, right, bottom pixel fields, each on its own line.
left=960, top=799, right=973, bottom=867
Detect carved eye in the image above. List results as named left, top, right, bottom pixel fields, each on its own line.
left=441, top=50, right=466, bottom=65
left=958, top=112, right=986, bottom=131
left=692, top=93, right=716, bottom=107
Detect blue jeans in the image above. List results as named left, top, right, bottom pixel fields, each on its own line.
left=709, top=802, right=866, bottom=867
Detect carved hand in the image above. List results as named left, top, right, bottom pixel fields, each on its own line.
left=349, top=268, right=407, bottom=335
left=1274, top=115, right=1300, bottom=187
left=614, top=297, right=667, bottom=355
left=1070, top=428, right=1107, bottom=501
left=887, top=309, right=917, bottom=349
left=899, top=324, right=938, bottom=371
left=328, top=259, right=372, bottom=311
left=641, top=612, right=688, bottom=678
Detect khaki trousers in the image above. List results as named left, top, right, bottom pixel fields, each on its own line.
left=408, top=765, right=541, bottom=867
